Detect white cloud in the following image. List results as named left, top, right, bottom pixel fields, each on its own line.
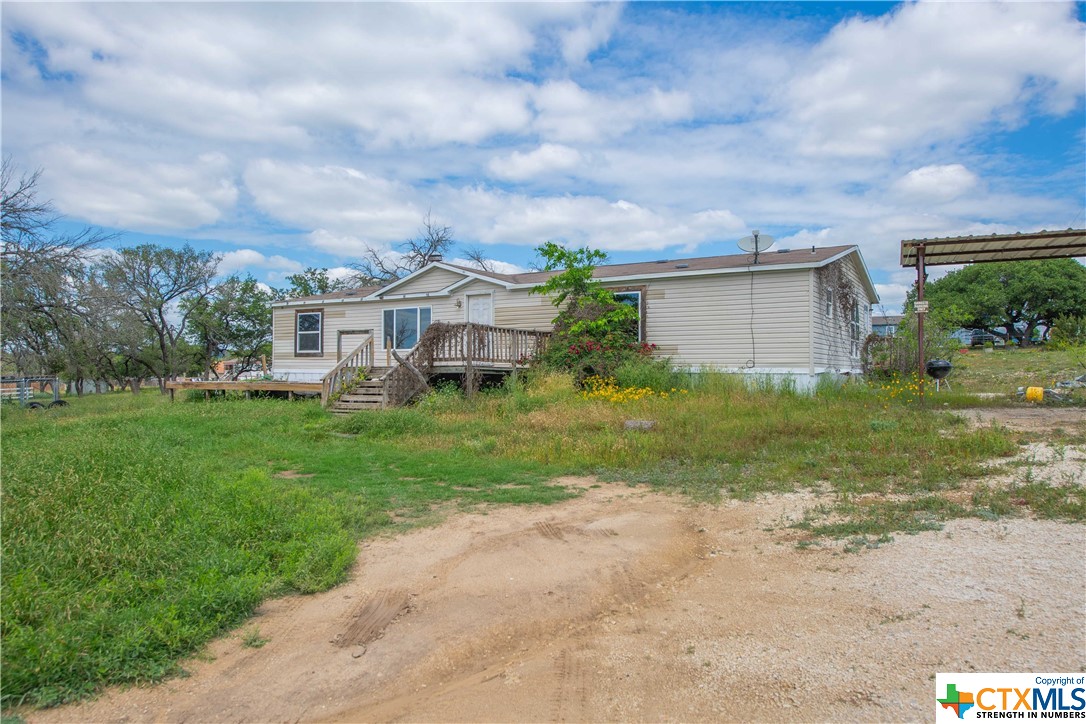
left=559, top=3, right=623, bottom=65
left=326, top=266, right=358, bottom=283
left=893, top=164, right=979, bottom=203
left=244, top=160, right=421, bottom=250
left=0, top=3, right=603, bottom=148
left=37, top=146, right=237, bottom=230
left=453, top=187, right=746, bottom=252
left=450, top=257, right=528, bottom=275
left=219, top=249, right=303, bottom=276
left=777, top=228, right=839, bottom=249
left=532, top=80, right=692, bottom=143
left=488, top=144, right=583, bottom=180
left=787, top=1, right=1086, bottom=157
left=873, top=284, right=910, bottom=312
left=2, top=1, right=1081, bottom=296
left=306, top=230, right=375, bottom=258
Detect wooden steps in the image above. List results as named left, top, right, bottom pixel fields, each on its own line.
left=322, top=324, right=549, bottom=415
left=329, top=373, right=388, bottom=415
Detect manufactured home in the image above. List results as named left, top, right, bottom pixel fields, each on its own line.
left=269, top=245, right=878, bottom=408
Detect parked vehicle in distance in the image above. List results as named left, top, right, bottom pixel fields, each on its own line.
left=970, top=331, right=1004, bottom=347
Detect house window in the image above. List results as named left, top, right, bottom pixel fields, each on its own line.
left=295, top=311, right=323, bottom=355
left=824, top=288, right=834, bottom=319
left=612, top=290, right=643, bottom=341
left=382, top=306, right=432, bottom=349
left=850, top=304, right=862, bottom=357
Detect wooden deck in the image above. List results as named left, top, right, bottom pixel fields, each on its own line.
left=169, top=323, right=550, bottom=410
left=165, top=379, right=322, bottom=400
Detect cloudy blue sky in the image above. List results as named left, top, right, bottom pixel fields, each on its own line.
left=3, top=1, right=1084, bottom=311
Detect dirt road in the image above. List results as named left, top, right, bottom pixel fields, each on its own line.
left=36, top=471, right=1084, bottom=723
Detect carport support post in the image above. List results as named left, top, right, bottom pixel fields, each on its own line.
left=916, top=244, right=926, bottom=405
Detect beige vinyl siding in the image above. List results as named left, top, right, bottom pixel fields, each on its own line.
left=643, top=268, right=812, bottom=369
left=491, top=290, right=557, bottom=331
left=273, top=305, right=383, bottom=376
left=810, top=256, right=871, bottom=372
left=381, top=266, right=465, bottom=296
left=448, top=279, right=556, bottom=331
left=453, top=279, right=504, bottom=296
left=272, top=252, right=876, bottom=377
left=273, top=295, right=467, bottom=375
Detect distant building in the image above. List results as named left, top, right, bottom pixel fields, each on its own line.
left=872, top=314, right=903, bottom=337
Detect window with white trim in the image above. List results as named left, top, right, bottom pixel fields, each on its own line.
left=824, top=288, right=834, bottom=319
left=382, top=306, right=432, bottom=349
left=295, top=311, right=323, bottom=355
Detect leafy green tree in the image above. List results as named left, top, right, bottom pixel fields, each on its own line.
left=186, top=275, right=273, bottom=379
left=919, top=259, right=1086, bottom=346
left=1048, top=314, right=1086, bottom=350
left=531, top=242, right=642, bottom=380
left=98, top=244, right=220, bottom=391
left=279, top=267, right=347, bottom=298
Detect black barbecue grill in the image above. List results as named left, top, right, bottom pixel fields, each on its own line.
left=925, top=359, right=953, bottom=391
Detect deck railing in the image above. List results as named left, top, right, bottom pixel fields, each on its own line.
left=384, top=323, right=550, bottom=408
left=321, top=334, right=375, bottom=406
left=422, top=323, right=550, bottom=366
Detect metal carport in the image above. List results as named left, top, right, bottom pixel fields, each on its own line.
left=899, top=228, right=1086, bottom=401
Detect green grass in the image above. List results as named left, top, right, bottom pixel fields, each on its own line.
left=409, top=372, right=1019, bottom=502
left=2, top=364, right=1081, bottom=710
left=240, top=626, right=269, bottom=649
left=1, top=395, right=568, bottom=708
left=949, top=345, right=1086, bottom=395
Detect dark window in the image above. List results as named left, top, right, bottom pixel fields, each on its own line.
left=382, top=307, right=432, bottom=349
left=613, top=290, right=643, bottom=341
left=850, top=305, right=863, bottom=357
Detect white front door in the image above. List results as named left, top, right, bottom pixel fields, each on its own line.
left=467, top=294, right=494, bottom=326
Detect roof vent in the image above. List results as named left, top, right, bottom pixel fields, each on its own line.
left=426, top=254, right=443, bottom=263
left=811, top=246, right=816, bottom=253
left=675, top=263, right=689, bottom=269
left=655, top=259, right=668, bottom=263
left=776, top=248, right=790, bottom=253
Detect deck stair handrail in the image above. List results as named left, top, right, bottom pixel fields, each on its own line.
left=321, top=334, right=375, bottom=406
left=383, top=323, right=550, bottom=408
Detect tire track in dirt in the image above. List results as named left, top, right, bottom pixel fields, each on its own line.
left=533, top=520, right=565, bottom=541
left=333, top=589, right=411, bottom=649
left=29, top=478, right=1083, bottom=723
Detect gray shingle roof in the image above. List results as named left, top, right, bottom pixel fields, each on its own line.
left=444, top=244, right=856, bottom=285
left=280, top=245, right=862, bottom=303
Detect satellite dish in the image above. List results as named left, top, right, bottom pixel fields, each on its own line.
left=737, top=229, right=776, bottom=263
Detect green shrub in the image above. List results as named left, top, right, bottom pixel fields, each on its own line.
left=612, top=357, right=690, bottom=391
left=530, top=242, right=643, bottom=382
left=415, top=381, right=466, bottom=413
left=1048, top=315, right=1086, bottom=350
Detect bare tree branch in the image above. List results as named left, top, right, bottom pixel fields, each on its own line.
left=461, top=246, right=495, bottom=273
left=1, top=157, right=117, bottom=377
left=348, top=211, right=455, bottom=284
